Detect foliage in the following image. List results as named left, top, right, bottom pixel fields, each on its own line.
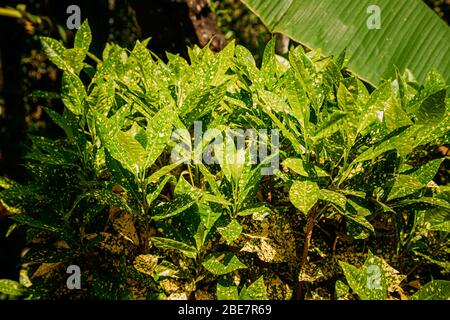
left=0, top=22, right=449, bottom=300
left=241, top=0, right=450, bottom=86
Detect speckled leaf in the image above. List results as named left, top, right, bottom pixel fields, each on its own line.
left=154, top=260, right=181, bottom=278
left=260, top=38, right=276, bottom=88
left=383, top=94, right=412, bottom=132
left=318, top=189, right=347, bottom=209
left=105, top=150, right=139, bottom=200
left=147, top=161, right=182, bottom=183
left=198, top=203, right=222, bottom=240
left=146, top=176, right=172, bottom=207
left=11, top=215, right=64, bottom=236
left=415, top=89, right=447, bottom=125
left=217, top=282, right=239, bottom=300
left=133, top=254, right=158, bottom=276
left=151, top=237, right=197, bottom=259
left=387, top=175, right=424, bottom=201
left=424, top=208, right=450, bottom=232
left=152, top=195, right=197, bottom=221
left=396, top=197, right=450, bottom=210
left=40, top=37, right=73, bottom=73
left=355, top=125, right=422, bottom=162
left=198, top=163, right=220, bottom=196
left=285, top=71, right=309, bottom=130
left=289, top=180, right=319, bottom=214
left=283, top=158, right=328, bottom=177
left=61, top=72, right=86, bottom=115
left=410, top=280, right=450, bottom=300
left=65, top=48, right=85, bottom=74
left=339, top=258, right=387, bottom=300
left=312, top=111, right=348, bottom=142
left=410, top=158, right=444, bottom=184
left=238, top=206, right=271, bottom=221
left=234, top=45, right=260, bottom=86
left=97, top=115, right=146, bottom=175
left=145, top=107, right=176, bottom=169
left=0, top=279, right=23, bottom=296
left=335, top=279, right=350, bottom=299
left=74, top=20, right=92, bottom=53
left=218, top=219, right=243, bottom=244
left=344, top=213, right=375, bottom=235
left=239, top=276, right=268, bottom=300
left=202, top=252, right=246, bottom=275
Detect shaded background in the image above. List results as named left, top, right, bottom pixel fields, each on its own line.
left=0, top=0, right=448, bottom=282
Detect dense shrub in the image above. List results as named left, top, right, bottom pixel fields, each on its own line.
left=0, top=22, right=449, bottom=300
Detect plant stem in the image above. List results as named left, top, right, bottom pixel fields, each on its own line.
left=296, top=203, right=320, bottom=299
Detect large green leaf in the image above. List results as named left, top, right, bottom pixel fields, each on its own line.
left=241, top=0, right=450, bottom=86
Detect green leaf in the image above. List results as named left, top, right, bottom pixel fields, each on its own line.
left=286, top=71, right=309, bottom=131
left=198, top=163, right=220, bottom=196
left=106, top=150, right=139, bottom=200
left=147, top=161, right=182, bottom=183
left=241, top=0, right=450, bottom=85
left=283, top=158, right=328, bottom=177
left=0, top=177, right=17, bottom=190
left=0, top=279, right=23, bottom=296
left=74, top=20, right=92, bottom=53
left=97, top=113, right=146, bottom=176
left=318, top=189, right=347, bottom=209
left=40, top=37, right=73, bottom=73
left=339, top=257, right=387, bottom=300
left=202, top=252, right=247, bottom=275
left=144, top=107, right=176, bottom=169
left=217, top=282, right=239, bottom=300
left=152, top=195, right=197, bottom=221
left=410, top=158, right=444, bottom=184
left=218, top=219, right=243, bottom=244
left=387, top=175, right=424, bottom=201
left=414, top=251, right=450, bottom=271
left=198, top=202, right=222, bottom=241
left=261, top=38, right=277, bottom=87
left=423, top=208, right=450, bottom=232
left=383, top=94, right=412, bottom=132
left=289, top=180, right=319, bottom=214
left=61, top=72, right=86, bottom=115
left=239, top=276, right=268, bottom=300
left=354, top=125, right=422, bottom=163
left=396, top=197, right=450, bottom=210
left=238, top=206, right=271, bottom=220
left=312, top=111, right=348, bottom=142
left=410, top=280, right=450, bottom=300
left=151, top=237, right=197, bottom=259
left=415, top=89, right=447, bottom=125
left=335, top=280, right=350, bottom=299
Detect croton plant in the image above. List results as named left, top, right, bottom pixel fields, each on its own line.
left=0, top=21, right=449, bottom=300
